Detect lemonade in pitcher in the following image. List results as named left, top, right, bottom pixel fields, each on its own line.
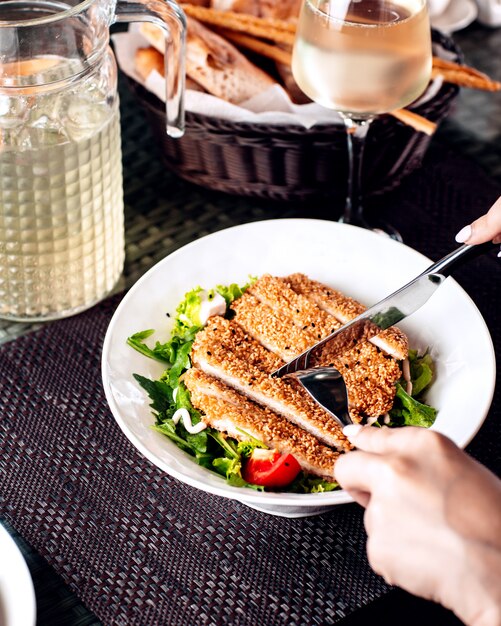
left=0, top=0, right=186, bottom=321
left=0, top=54, right=124, bottom=320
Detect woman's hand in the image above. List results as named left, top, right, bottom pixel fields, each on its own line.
left=334, top=425, right=501, bottom=626
left=456, top=196, right=501, bottom=245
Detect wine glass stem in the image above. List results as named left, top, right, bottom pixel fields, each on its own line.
left=340, top=115, right=374, bottom=227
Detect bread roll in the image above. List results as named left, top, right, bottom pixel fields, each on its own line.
left=138, top=24, right=166, bottom=54
left=135, top=47, right=164, bottom=81
left=187, top=17, right=274, bottom=102
left=134, top=46, right=205, bottom=92
left=140, top=18, right=275, bottom=103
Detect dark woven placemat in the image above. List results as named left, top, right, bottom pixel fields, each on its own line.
left=0, top=293, right=386, bottom=626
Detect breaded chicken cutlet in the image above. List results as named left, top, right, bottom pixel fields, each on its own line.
left=185, top=368, right=340, bottom=479
left=185, top=274, right=408, bottom=481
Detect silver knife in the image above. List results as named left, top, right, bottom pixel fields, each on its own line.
left=272, top=242, right=496, bottom=378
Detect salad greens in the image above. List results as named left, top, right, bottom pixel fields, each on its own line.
left=128, top=281, right=438, bottom=493
left=386, top=350, right=437, bottom=428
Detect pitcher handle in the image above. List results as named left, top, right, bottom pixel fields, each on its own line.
left=115, top=0, right=186, bottom=138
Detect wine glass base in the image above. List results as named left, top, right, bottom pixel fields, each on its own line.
left=372, top=224, right=403, bottom=243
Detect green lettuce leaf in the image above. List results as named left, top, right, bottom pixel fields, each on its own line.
left=235, top=430, right=268, bottom=457
left=390, top=383, right=437, bottom=428
left=408, top=349, right=435, bottom=398
left=154, top=422, right=195, bottom=452
left=133, top=373, right=173, bottom=419
left=215, top=277, right=257, bottom=307
left=127, top=330, right=173, bottom=364
left=209, top=431, right=264, bottom=490
left=175, top=287, right=204, bottom=329
left=289, top=475, right=339, bottom=493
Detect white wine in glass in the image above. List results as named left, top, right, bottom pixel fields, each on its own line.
left=292, top=0, right=432, bottom=236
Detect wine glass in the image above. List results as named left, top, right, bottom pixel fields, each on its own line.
left=292, top=0, right=432, bottom=239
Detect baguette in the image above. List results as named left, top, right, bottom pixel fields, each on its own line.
left=138, top=23, right=167, bottom=54
left=210, top=0, right=301, bottom=20
left=137, top=7, right=498, bottom=134
left=219, top=29, right=293, bottom=65
left=390, top=108, right=436, bottom=136
left=431, top=67, right=501, bottom=92
left=181, top=4, right=296, bottom=45
left=136, top=26, right=436, bottom=133
left=432, top=56, right=488, bottom=78
left=179, top=6, right=500, bottom=91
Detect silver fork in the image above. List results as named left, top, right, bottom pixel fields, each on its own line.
left=285, top=366, right=352, bottom=428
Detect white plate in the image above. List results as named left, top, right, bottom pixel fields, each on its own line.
left=0, top=523, right=36, bottom=626
left=102, top=219, right=496, bottom=518
left=431, top=0, right=478, bottom=32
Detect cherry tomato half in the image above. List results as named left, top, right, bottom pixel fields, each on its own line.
left=242, top=449, right=301, bottom=488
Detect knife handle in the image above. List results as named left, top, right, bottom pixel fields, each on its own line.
left=420, top=241, right=498, bottom=279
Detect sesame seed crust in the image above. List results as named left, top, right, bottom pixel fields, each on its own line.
left=231, top=275, right=403, bottom=418
left=205, top=313, right=283, bottom=374
left=249, top=274, right=341, bottom=335
left=231, top=293, right=315, bottom=360
left=184, top=368, right=341, bottom=479
left=191, top=316, right=351, bottom=450
left=286, top=273, right=409, bottom=361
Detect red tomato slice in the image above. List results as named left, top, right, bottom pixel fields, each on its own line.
left=242, top=449, right=301, bottom=488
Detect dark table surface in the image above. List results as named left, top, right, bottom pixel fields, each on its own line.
left=1, top=19, right=501, bottom=626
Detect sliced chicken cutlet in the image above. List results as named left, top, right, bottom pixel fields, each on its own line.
left=232, top=275, right=403, bottom=418
left=190, top=316, right=351, bottom=451
left=233, top=276, right=339, bottom=360
left=285, top=273, right=408, bottom=360
left=230, top=292, right=317, bottom=360
left=184, top=368, right=342, bottom=479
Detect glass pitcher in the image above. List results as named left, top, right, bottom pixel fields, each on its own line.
left=0, top=0, right=185, bottom=321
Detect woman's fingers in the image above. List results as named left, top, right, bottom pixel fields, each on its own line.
left=346, top=488, right=371, bottom=508
left=334, top=449, right=382, bottom=497
left=455, top=196, right=501, bottom=245
left=343, top=423, right=427, bottom=454
left=337, top=427, right=453, bottom=506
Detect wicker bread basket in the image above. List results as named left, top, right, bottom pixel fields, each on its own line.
left=129, top=30, right=460, bottom=202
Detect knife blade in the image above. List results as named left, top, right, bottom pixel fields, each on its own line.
left=271, top=242, right=495, bottom=378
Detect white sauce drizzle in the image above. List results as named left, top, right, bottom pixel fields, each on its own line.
left=172, top=408, right=207, bottom=434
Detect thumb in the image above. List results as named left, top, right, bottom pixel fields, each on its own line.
left=455, top=197, right=501, bottom=245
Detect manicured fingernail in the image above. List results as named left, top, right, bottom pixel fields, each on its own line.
left=455, top=225, right=472, bottom=243
left=343, top=424, right=363, bottom=438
